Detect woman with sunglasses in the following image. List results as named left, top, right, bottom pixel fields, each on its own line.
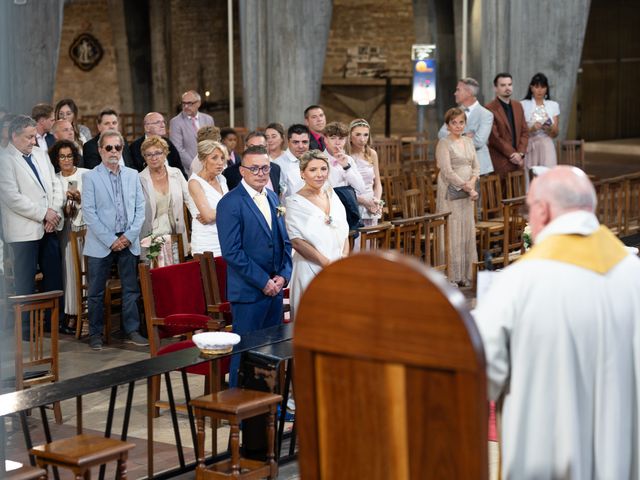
left=51, top=139, right=89, bottom=334
left=188, top=140, right=229, bottom=255
left=139, top=136, right=191, bottom=262
left=55, top=98, right=91, bottom=146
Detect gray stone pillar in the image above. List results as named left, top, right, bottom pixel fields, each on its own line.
left=107, top=0, right=134, bottom=114
left=240, top=0, right=332, bottom=129
left=149, top=0, right=172, bottom=115
left=0, top=1, right=65, bottom=113
left=481, top=0, right=590, bottom=139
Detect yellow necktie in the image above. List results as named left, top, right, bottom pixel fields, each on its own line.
left=254, top=191, right=272, bottom=229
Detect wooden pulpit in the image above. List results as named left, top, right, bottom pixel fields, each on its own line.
left=294, top=252, right=488, bottom=479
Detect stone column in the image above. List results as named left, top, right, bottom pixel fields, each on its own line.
left=481, top=0, right=591, bottom=139
left=149, top=0, right=172, bottom=115
left=0, top=1, right=65, bottom=113
left=240, top=0, right=332, bottom=129
left=107, top=0, right=134, bottom=114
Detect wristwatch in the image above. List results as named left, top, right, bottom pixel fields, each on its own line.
left=342, top=163, right=351, bottom=171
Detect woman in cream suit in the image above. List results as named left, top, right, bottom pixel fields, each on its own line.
left=139, top=136, right=192, bottom=260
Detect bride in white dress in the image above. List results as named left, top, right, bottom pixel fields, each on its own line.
left=285, top=150, right=350, bottom=318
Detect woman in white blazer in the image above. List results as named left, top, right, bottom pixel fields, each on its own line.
left=139, top=136, right=191, bottom=261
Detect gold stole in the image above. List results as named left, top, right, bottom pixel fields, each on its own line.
left=520, top=225, right=628, bottom=274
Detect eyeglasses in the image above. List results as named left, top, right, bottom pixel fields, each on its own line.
left=58, top=154, right=75, bottom=161
left=143, top=150, right=164, bottom=159
left=241, top=165, right=271, bottom=175
left=145, top=120, right=165, bottom=126
left=103, top=144, right=123, bottom=152
left=182, top=101, right=198, bottom=106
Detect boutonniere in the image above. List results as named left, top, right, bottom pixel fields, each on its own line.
left=276, top=205, right=286, bottom=217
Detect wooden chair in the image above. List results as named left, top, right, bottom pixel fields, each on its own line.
left=372, top=137, right=402, bottom=171
left=422, top=212, right=451, bottom=277
left=138, top=258, right=225, bottom=358
left=391, top=217, right=423, bottom=258
left=11, top=291, right=64, bottom=424
left=69, top=229, right=121, bottom=343
left=557, top=139, right=585, bottom=169
left=594, top=177, right=625, bottom=236
left=505, top=169, right=526, bottom=198
left=380, top=175, right=406, bottom=220
left=411, top=172, right=437, bottom=214
left=358, top=222, right=392, bottom=251
left=402, top=189, right=425, bottom=218
left=294, top=252, right=488, bottom=479
left=31, top=435, right=134, bottom=480
left=476, top=174, right=505, bottom=256
left=2, top=465, right=46, bottom=480
left=191, top=389, right=282, bottom=479
left=624, top=173, right=640, bottom=235
left=139, top=257, right=225, bottom=416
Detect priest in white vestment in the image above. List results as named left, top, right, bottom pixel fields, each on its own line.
left=474, top=166, right=640, bottom=479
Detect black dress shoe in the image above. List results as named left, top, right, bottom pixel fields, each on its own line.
left=59, top=325, right=75, bottom=335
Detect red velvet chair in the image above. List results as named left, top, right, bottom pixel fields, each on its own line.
left=139, top=258, right=227, bottom=416
left=139, top=258, right=225, bottom=357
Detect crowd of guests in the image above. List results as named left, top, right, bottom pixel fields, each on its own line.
left=0, top=72, right=562, bottom=349
left=0, top=93, right=384, bottom=352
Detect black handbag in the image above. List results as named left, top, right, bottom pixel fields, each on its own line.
left=447, top=184, right=470, bottom=200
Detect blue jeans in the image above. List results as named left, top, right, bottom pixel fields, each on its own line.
left=87, top=249, right=140, bottom=337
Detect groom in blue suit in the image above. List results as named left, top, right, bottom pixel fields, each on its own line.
left=217, top=145, right=292, bottom=386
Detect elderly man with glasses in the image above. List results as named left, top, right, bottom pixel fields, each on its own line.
left=82, top=129, right=148, bottom=350
left=216, top=145, right=292, bottom=387
left=169, top=90, right=214, bottom=176
left=129, top=112, right=186, bottom=178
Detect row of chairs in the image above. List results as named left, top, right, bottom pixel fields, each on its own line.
left=352, top=213, right=451, bottom=277
left=594, top=171, right=640, bottom=237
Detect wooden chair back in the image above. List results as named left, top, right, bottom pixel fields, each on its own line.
left=391, top=217, right=423, bottom=258
left=372, top=138, right=402, bottom=171
left=479, top=174, right=504, bottom=221
left=118, top=113, right=142, bottom=143
left=402, top=189, right=425, bottom=218
left=11, top=290, right=64, bottom=424
left=381, top=175, right=406, bottom=220
left=505, top=170, right=526, bottom=199
left=594, top=178, right=625, bottom=235
left=624, top=173, right=640, bottom=235
left=412, top=173, right=437, bottom=214
left=423, top=212, right=451, bottom=276
left=294, top=253, right=488, bottom=479
left=557, top=139, right=585, bottom=169
left=502, top=196, right=527, bottom=267
left=358, top=222, right=392, bottom=251
left=69, top=229, right=89, bottom=339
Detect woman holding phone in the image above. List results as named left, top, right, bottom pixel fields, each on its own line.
left=51, top=140, right=89, bottom=333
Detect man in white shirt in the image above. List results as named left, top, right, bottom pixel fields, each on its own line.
left=273, top=124, right=310, bottom=197
left=323, top=121, right=366, bottom=194
left=438, top=77, right=494, bottom=175
left=474, top=166, right=640, bottom=479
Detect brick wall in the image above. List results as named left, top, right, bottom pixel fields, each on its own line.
left=168, top=0, right=243, bottom=127
left=321, top=0, right=417, bottom=136
left=53, top=0, right=122, bottom=130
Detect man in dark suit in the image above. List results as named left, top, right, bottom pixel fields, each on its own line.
left=31, top=103, right=56, bottom=151
left=217, top=145, right=292, bottom=386
left=485, top=73, right=529, bottom=176
left=222, top=131, right=282, bottom=196
left=129, top=112, right=186, bottom=177
left=82, top=108, right=134, bottom=169
left=304, top=104, right=327, bottom=151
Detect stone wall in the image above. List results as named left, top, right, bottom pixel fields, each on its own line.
left=168, top=0, right=243, bottom=127
left=321, top=0, right=417, bottom=136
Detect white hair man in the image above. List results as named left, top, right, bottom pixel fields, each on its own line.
left=474, top=166, right=640, bottom=479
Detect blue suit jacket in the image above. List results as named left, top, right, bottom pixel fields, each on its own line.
left=82, top=163, right=146, bottom=258
left=216, top=183, right=292, bottom=303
